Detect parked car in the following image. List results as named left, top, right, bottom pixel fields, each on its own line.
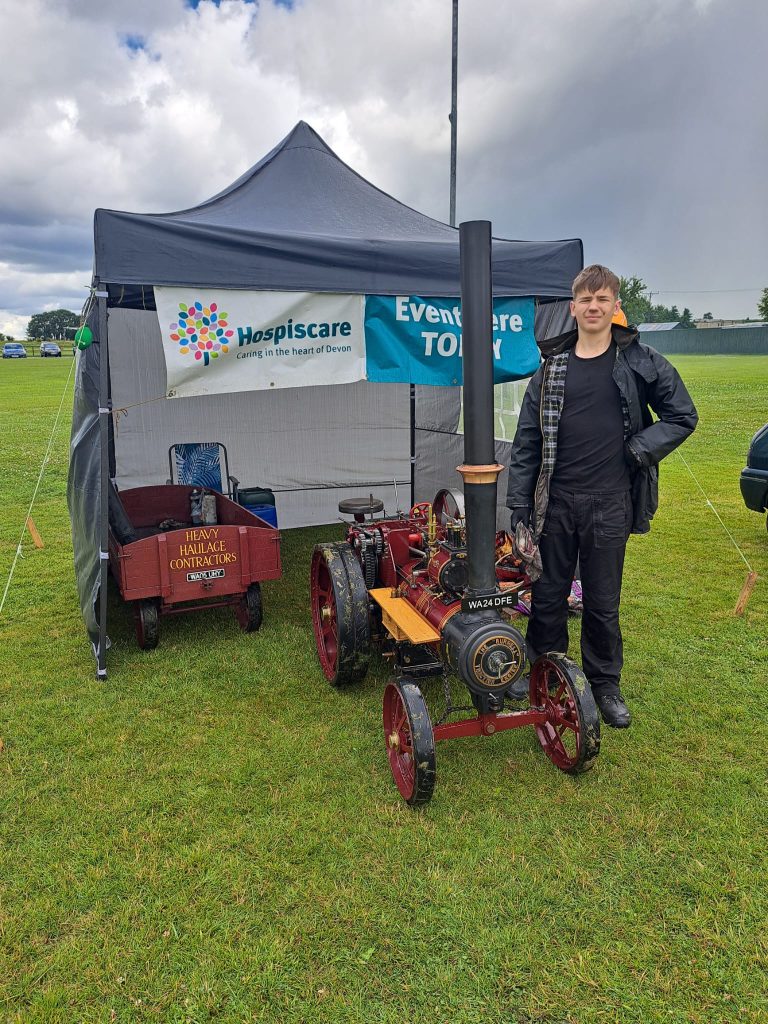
left=740, top=424, right=768, bottom=530
left=2, top=342, right=27, bottom=358
left=39, top=341, right=62, bottom=357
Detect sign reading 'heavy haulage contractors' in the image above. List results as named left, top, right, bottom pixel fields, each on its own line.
left=167, top=527, right=238, bottom=573
left=155, top=288, right=539, bottom=398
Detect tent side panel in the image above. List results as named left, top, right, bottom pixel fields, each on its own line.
left=413, top=382, right=463, bottom=504
left=107, top=310, right=410, bottom=527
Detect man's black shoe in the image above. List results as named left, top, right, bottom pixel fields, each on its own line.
left=505, top=674, right=530, bottom=703
left=594, top=693, right=632, bottom=728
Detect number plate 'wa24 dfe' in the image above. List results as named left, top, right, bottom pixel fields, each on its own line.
left=186, top=568, right=226, bottom=582
left=461, top=591, right=517, bottom=613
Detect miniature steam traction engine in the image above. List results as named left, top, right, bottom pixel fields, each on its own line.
left=310, top=222, right=600, bottom=805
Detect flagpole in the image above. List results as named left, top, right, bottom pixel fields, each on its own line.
left=410, top=0, right=458, bottom=509
left=450, top=0, right=458, bottom=227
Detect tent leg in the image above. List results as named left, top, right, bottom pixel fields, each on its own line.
left=96, top=283, right=110, bottom=680
left=409, top=384, right=416, bottom=507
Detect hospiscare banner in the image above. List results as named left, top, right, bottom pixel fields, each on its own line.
left=154, top=289, right=540, bottom=398
left=155, top=288, right=366, bottom=398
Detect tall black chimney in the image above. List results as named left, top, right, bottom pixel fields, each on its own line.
left=457, top=220, right=502, bottom=597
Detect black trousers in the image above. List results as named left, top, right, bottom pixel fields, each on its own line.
left=526, top=489, right=633, bottom=696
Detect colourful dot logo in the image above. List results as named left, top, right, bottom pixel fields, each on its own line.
left=168, top=301, right=234, bottom=366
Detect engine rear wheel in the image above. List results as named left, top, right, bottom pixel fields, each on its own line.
left=336, top=542, right=371, bottom=677
left=530, top=653, right=600, bottom=774
left=383, top=680, right=436, bottom=806
left=311, top=542, right=370, bottom=686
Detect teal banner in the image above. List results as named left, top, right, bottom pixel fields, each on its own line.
left=364, top=295, right=539, bottom=385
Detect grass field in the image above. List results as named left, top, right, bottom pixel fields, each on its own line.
left=1, top=356, right=767, bottom=1024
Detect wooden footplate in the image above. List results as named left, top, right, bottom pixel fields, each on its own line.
left=369, top=588, right=441, bottom=645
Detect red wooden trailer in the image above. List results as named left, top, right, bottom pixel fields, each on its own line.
left=108, top=484, right=281, bottom=649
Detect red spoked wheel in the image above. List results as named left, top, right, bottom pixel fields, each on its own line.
left=432, top=487, right=465, bottom=526
left=310, top=543, right=370, bottom=687
left=530, top=653, right=600, bottom=774
left=383, top=680, right=436, bottom=807
left=409, top=502, right=432, bottom=523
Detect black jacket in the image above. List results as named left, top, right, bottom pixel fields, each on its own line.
left=506, top=324, right=698, bottom=534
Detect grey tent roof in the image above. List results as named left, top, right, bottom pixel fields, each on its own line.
left=94, top=122, right=582, bottom=305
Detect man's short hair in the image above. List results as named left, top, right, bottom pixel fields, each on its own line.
left=572, top=265, right=620, bottom=299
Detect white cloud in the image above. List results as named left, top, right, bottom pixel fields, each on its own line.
left=0, top=0, right=765, bottom=319
left=0, top=312, right=31, bottom=339
left=0, top=261, right=91, bottom=315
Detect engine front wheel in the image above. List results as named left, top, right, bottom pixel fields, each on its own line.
left=383, top=680, right=436, bottom=806
left=530, top=653, right=600, bottom=774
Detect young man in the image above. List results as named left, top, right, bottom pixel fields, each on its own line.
left=506, top=265, right=698, bottom=727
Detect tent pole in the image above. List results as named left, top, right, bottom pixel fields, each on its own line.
left=96, top=281, right=110, bottom=680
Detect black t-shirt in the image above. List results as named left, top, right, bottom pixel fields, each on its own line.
left=550, top=342, right=631, bottom=493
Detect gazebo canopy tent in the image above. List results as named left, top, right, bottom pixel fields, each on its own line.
left=67, top=121, right=582, bottom=675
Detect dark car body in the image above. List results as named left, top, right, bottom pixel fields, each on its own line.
left=2, top=342, right=27, bottom=358
left=40, top=341, right=62, bottom=357
left=740, top=424, right=768, bottom=525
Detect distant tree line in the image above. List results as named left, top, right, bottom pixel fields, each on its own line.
left=620, top=279, right=768, bottom=327
left=618, top=276, right=693, bottom=327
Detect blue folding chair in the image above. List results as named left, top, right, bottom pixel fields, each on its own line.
left=168, top=442, right=240, bottom=500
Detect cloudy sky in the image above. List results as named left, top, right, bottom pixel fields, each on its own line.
left=0, top=0, right=765, bottom=336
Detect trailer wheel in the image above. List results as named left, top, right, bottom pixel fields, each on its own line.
left=383, top=680, right=436, bottom=807
left=310, top=543, right=370, bottom=686
left=135, top=599, right=159, bottom=650
left=236, top=582, right=263, bottom=632
left=530, top=653, right=600, bottom=774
